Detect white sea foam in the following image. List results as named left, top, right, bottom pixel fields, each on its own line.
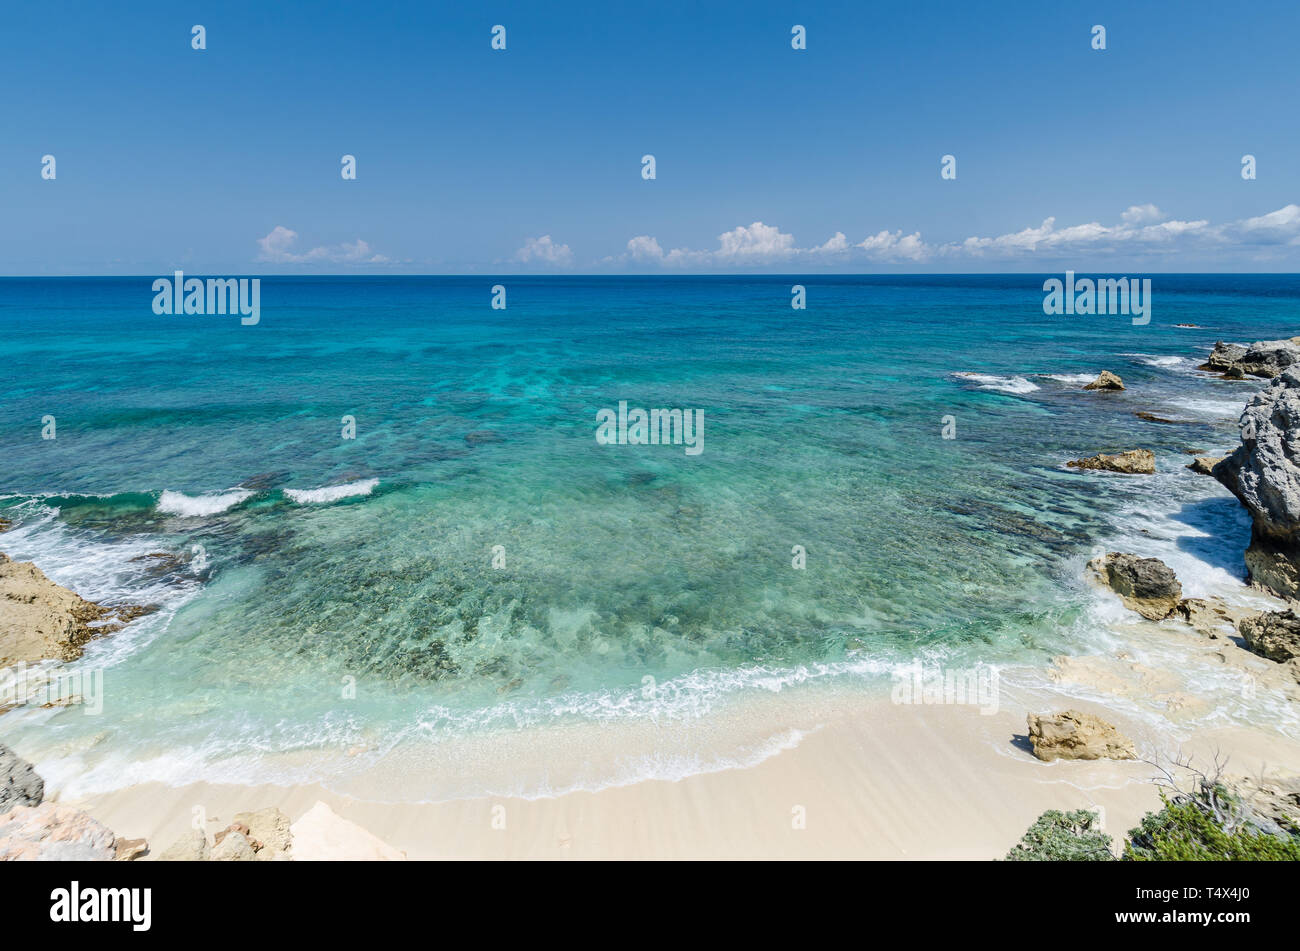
left=158, top=489, right=251, bottom=517
left=284, top=478, right=379, bottom=504
left=952, top=372, right=1040, bottom=395
left=1122, top=353, right=1196, bottom=370
left=1166, top=397, right=1248, bottom=419
left=1040, top=373, right=1098, bottom=385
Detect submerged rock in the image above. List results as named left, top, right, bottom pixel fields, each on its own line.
left=1213, top=367, right=1300, bottom=598
left=1026, top=710, right=1137, bottom=762
left=1088, top=553, right=1183, bottom=620
left=0, top=743, right=43, bottom=815
left=1238, top=609, right=1300, bottom=663
left=0, top=552, right=150, bottom=666
left=1083, top=370, right=1125, bottom=391
left=1067, top=449, right=1156, bottom=474
left=0, top=802, right=117, bottom=861
left=1187, top=455, right=1225, bottom=475
left=1175, top=598, right=1229, bottom=638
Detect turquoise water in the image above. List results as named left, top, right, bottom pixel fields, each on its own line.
left=1, top=275, right=1296, bottom=797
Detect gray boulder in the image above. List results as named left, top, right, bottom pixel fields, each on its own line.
left=1088, top=553, right=1183, bottom=620
left=1241, top=340, right=1300, bottom=378
left=0, top=743, right=43, bottom=815
left=1214, top=367, right=1300, bottom=598
left=1200, top=339, right=1300, bottom=378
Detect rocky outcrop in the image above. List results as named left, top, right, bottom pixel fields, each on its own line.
left=1200, top=339, right=1300, bottom=379
left=0, top=802, right=117, bottom=860
left=1083, top=371, right=1125, bottom=391
left=1175, top=598, right=1230, bottom=638
left=157, top=808, right=294, bottom=861
left=1088, top=553, right=1183, bottom=620
left=211, top=830, right=258, bottom=861
left=1238, top=609, right=1300, bottom=662
left=1230, top=775, right=1300, bottom=836
left=0, top=552, right=150, bottom=667
left=114, top=837, right=148, bottom=861
left=1026, top=710, right=1137, bottom=762
left=1213, top=367, right=1300, bottom=599
left=234, top=807, right=293, bottom=861
left=1067, top=449, right=1156, bottom=475
left=0, top=744, right=43, bottom=815
left=1187, top=455, right=1225, bottom=476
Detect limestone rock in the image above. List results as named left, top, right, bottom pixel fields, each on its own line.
left=1083, top=370, right=1125, bottom=391
left=0, top=552, right=151, bottom=666
left=1200, top=341, right=1248, bottom=374
left=1238, top=609, right=1300, bottom=663
left=233, top=807, right=293, bottom=860
left=1187, top=455, right=1225, bottom=476
left=1200, top=339, right=1300, bottom=378
left=0, top=802, right=117, bottom=860
left=114, top=837, right=148, bottom=861
left=1213, top=367, right=1300, bottom=598
left=156, top=828, right=210, bottom=861
left=1026, top=710, right=1137, bottom=762
left=210, top=830, right=257, bottom=861
left=1175, top=598, right=1228, bottom=638
left=1088, top=553, right=1183, bottom=620
left=1067, top=449, right=1156, bottom=475
left=0, top=743, right=43, bottom=815
left=290, top=801, right=405, bottom=861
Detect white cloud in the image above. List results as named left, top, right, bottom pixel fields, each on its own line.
left=716, top=221, right=796, bottom=260
left=1231, top=204, right=1300, bottom=245
left=858, top=230, right=928, bottom=260
left=811, top=231, right=850, bottom=254
left=256, top=226, right=389, bottom=264
left=1120, top=203, right=1166, bottom=225
left=515, top=235, right=574, bottom=266
left=625, top=235, right=664, bottom=261
left=604, top=204, right=1300, bottom=271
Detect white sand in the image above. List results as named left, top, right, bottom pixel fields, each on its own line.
left=62, top=685, right=1300, bottom=860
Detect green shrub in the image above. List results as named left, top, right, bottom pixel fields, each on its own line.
left=1123, top=793, right=1300, bottom=861
left=1004, top=809, right=1114, bottom=861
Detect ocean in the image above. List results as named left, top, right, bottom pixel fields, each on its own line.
left=2, top=274, right=1297, bottom=800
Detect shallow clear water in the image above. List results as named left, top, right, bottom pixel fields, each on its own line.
left=2, top=275, right=1297, bottom=798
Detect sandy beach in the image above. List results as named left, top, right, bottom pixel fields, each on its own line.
left=61, top=660, right=1300, bottom=860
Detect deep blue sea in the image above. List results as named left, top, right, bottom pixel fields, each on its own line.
left=1, top=274, right=1297, bottom=798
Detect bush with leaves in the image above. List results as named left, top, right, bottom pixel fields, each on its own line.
left=1004, top=809, right=1115, bottom=861
left=1124, top=790, right=1300, bottom=861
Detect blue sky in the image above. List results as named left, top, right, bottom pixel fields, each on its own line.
left=3, top=0, right=1298, bottom=274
